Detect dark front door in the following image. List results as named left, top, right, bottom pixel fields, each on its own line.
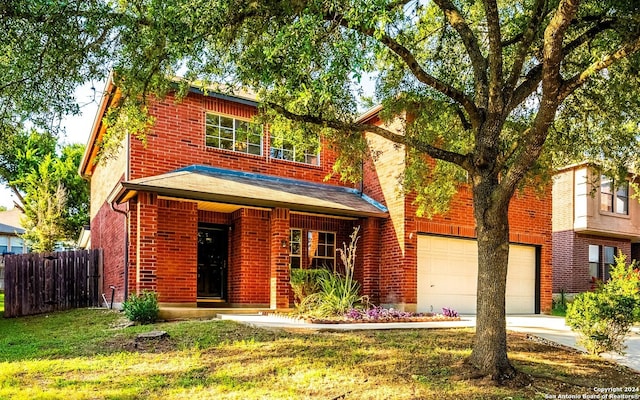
left=197, top=224, right=228, bottom=299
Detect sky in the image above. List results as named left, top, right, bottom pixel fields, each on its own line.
left=0, top=80, right=105, bottom=209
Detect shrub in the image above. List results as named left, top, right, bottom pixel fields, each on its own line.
left=442, top=307, right=458, bottom=318
left=298, top=269, right=366, bottom=317
left=290, top=268, right=323, bottom=306
left=345, top=306, right=412, bottom=321
left=122, top=291, right=159, bottom=324
left=566, top=253, right=640, bottom=354
left=298, top=227, right=367, bottom=317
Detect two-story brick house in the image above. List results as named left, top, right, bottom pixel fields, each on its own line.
left=552, top=164, right=640, bottom=295
left=80, top=77, right=552, bottom=314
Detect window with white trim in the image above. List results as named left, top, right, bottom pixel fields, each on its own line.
left=12, top=237, right=24, bottom=253
left=600, top=176, right=628, bottom=215
left=205, top=113, right=263, bottom=155
left=270, top=134, right=320, bottom=165
left=588, top=245, right=600, bottom=280
left=290, top=229, right=302, bottom=269
left=307, top=231, right=335, bottom=269
left=0, top=236, right=7, bottom=254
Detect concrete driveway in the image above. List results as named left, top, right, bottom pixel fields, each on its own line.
left=219, top=313, right=640, bottom=373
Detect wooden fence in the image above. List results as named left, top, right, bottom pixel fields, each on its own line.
left=3, top=249, right=102, bottom=318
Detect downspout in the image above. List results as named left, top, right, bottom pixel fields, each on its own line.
left=110, top=200, right=129, bottom=301
left=109, top=133, right=132, bottom=301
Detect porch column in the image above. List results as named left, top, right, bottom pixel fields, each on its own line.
left=270, top=208, right=290, bottom=309
left=360, top=217, right=381, bottom=304
left=136, top=192, right=158, bottom=294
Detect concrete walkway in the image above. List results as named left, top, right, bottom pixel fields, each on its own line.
left=219, top=313, right=640, bottom=373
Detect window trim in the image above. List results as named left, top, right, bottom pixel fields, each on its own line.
left=269, top=134, right=320, bottom=166
left=600, top=176, right=629, bottom=215
left=205, top=112, right=264, bottom=156
left=307, top=230, right=336, bottom=270
left=290, top=229, right=302, bottom=269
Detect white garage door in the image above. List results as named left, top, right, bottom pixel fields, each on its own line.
left=417, top=235, right=536, bottom=314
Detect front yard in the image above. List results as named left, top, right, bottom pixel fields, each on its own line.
left=0, top=305, right=638, bottom=399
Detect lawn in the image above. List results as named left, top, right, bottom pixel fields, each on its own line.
left=0, top=308, right=638, bottom=400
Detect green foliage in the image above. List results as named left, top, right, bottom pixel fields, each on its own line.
left=289, top=268, right=324, bottom=307
left=0, top=1, right=113, bottom=140
left=298, top=227, right=367, bottom=317
left=122, top=291, right=160, bottom=324
left=0, top=129, right=89, bottom=244
left=298, top=269, right=366, bottom=317
left=20, top=156, right=68, bottom=252
left=551, top=290, right=570, bottom=317
left=566, top=254, right=640, bottom=354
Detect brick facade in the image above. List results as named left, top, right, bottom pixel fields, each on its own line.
left=552, top=165, right=640, bottom=295
left=362, top=114, right=553, bottom=313
left=84, top=82, right=552, bottom=313
left=553, top=231, right=631, bottom=294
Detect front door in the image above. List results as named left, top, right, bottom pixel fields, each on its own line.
left=197, top=224, right=228, bottom=299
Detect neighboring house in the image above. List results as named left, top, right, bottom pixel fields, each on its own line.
left=0, top=208, right=27, bottom=291
left=80, top=77, right=552, bottom=313
left=0, top=208, right=27, bottom=255
left=552, top=164, right=640, bottom=296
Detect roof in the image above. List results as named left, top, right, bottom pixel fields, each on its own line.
left=109, top=165, right=388, bottom=218
left=0, top=209, right=25, bottom=235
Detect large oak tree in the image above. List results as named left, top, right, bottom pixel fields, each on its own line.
left=3, top=0, right=640, bottom=382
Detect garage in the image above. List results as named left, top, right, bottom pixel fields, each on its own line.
left=417, top=235, right=537, bottom=314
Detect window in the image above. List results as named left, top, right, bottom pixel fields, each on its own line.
left=588, top=245, right=600, bottom=280
left=589, top=244, right=617, bottom=282
left=270, top=134, right=320, bottom=165
left=205, top=113, right=263, bottom=155
left=307, top=231, right=335, bottom=269
left=0, top=236, right=7, bottom=254
left=600, top=176, right=628, bottom=215
left=10, top=237, right=24, bottom=254
left=604, top=246, right=616, bottom=281
left=290, top=229, right=302, bottom=269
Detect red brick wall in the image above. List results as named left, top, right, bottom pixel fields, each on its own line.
left=129, top=92, right=346, bottom=186
left=362, top=116, right=553, bottom=312
left=553, top=231, right=631, bottom=293
left=91, top=201, right=127, bottom=303
left=229, top=208, right=271, bottom=305
left=156, top=199, right=198, bottom=303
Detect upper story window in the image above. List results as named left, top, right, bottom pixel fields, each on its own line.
left=270, top=134, right=320, bottom=166
left=600, top=176, right=628, bottom=215
left=205, top=113, right=263, bottom=156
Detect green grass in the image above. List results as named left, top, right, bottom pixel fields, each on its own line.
left=0, top=309, right=637, bottom=399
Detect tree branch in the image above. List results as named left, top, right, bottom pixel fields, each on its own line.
left=501, top=0, right=580, bottom=196
left=504, top=0, right=548, bottom=102
left=559, top=35, right=640, bottom=101
left=325, top=11, right=481, bottom=128
left=266, top=102, right=471, bottom=169
left=508, top=17, right=617, bottom=112
left=483, top=0, right=504, bottom=112
left=432, top=0, right=488, bottom=106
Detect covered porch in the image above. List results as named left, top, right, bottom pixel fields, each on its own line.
left=108, top=165, right=388, bottom=311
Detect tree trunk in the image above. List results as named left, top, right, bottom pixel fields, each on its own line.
left=467, top=172, right=517, bottom=382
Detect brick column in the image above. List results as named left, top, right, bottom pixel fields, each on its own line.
left=270, top=208, right=290, bottom=309
left=359, top=218, right=381, bottom=304
left=136, top=192, right=158, bottom=294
